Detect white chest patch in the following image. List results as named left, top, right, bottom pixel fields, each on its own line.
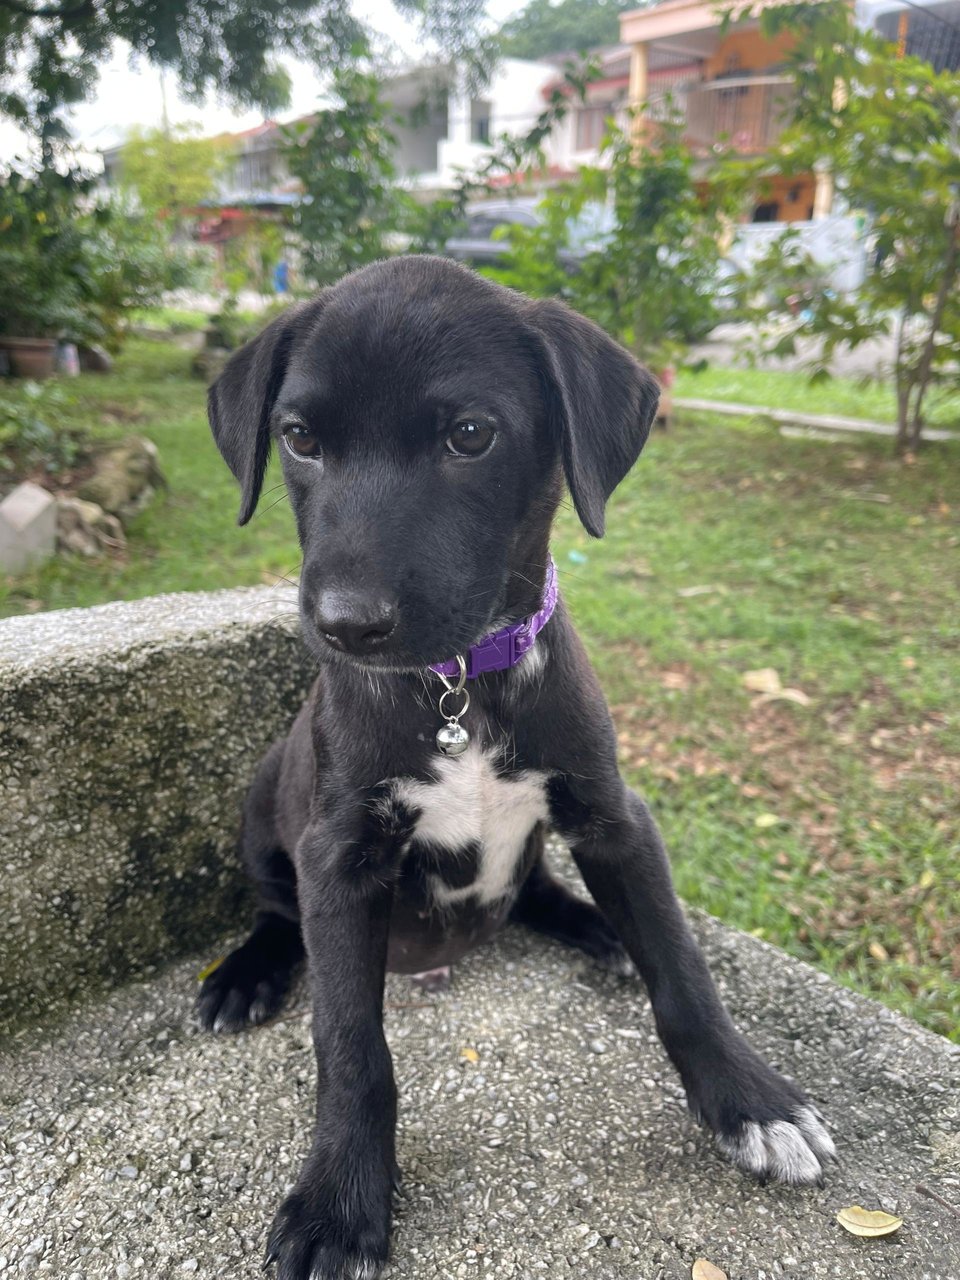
left=393, top=745, right=550, bottom=906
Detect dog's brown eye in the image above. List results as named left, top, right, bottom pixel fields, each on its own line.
left=446, top=420, right=495, bottom=458
left=284, top=425, right=322, bottom=459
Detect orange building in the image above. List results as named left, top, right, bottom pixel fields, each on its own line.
left=618, top=0, right=832, bottom=223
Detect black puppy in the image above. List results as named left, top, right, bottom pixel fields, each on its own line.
left=199, top=256, right=834, bottom=1280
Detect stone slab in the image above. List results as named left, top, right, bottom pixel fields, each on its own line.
left=0, top=901, right=956, bottom=1279
left=0, top=587, right=314, bottom=1032
left=0, top=481, right=57, bottom=575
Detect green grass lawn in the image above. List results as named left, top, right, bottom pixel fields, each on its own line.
left=1, top=339, right=302, bottom=614
left=675, top=363, right=960, bottom=428
left=2, top=335, right=958, bottom=1040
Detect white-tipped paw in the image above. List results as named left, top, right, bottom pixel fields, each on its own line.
left=717, top=1106, right=836, bottom=1186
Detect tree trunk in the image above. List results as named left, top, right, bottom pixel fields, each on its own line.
left=893, top=308, right=912, bottom=456
left=905, top=214, right=959, bottom=450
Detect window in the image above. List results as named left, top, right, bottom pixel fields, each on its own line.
left=752, top=202, right=779, bottom=223
left=575, top=105, right=609, bottom=152
left=471, top=100, right=491, bottom=144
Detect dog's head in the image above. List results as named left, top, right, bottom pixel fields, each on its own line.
left=208, top=256, right=659, bottom=668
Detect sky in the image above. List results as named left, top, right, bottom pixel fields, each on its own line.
left=0, top=0, right=523, bottom=165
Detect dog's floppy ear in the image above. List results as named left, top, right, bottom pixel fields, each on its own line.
left=526, top=298, right=660, bottom=538
left=207, top=299, right=317, bottom=525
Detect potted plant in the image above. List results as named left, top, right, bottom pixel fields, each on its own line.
left=0, top=170, right=86, bottom=377
left=2, top=166, right=184, bottom=378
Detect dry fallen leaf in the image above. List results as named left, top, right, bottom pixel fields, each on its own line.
left=752, top=686, right=812, bottom=708
left=868, top=941, right=890, bottom=962
left=460, top=1046, right=480, bottom=1064
left=742, top=667, right=782, bottom=694
left=661, top=670, right=691, bottom=691
left=610, top=558, right=653, bottom=583
left=691, top=1260, right=727, bottom=1280
left=676, top=584, right=727, bottom=598
left=836, top=1205, right=903, bottom=1238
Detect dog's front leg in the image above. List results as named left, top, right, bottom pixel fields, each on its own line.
left=564, top=783, right=836, bottom=1186
left=265, top=813, right=397, bottom=1280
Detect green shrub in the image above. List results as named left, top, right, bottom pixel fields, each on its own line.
left=487, top=109, right=738, bottom=368
left=0, top=381, right=87, bottom=478
left=0, top=166, right=189, bottom=350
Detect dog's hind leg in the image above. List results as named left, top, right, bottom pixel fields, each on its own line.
left=197, top=740, right=305, bottom=1033
left=511, top=853, right=633, bottom=975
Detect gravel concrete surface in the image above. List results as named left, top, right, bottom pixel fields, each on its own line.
left=689, top=325, right=899, bottom=380
left=2, top=891, right=958, bottom=1280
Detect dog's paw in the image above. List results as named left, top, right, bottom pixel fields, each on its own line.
left=578, top=915, right=634, bottom=977
left=591, top=936, right=635, bottom=978
left=685, top=1041, right=836, bottom=1187
left=410, top=965, right=452, bottom=993
left=196, top=943, right=292, bottom=1033
left=264, top=1187, right=390, bottom=1280
left=716, top=1104, right=835, bottom=1186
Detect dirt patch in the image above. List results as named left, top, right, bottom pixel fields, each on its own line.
left=96, top=402, right=146, bottom=425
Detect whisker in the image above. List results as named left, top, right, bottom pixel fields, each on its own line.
left=254, top=491, right=292, bottom=520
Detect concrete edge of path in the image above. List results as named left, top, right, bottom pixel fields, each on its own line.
left=674, top=397, right=959, bottom=442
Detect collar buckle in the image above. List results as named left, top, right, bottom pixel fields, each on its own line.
left=465, top=628, right=519, bottom=678
left=429, top=556, right=557, bottom=681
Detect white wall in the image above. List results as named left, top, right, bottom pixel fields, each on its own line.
left=435, top=59, right=557, bottom=187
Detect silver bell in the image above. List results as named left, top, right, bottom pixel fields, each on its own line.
left=436, top=721, right=469, bottom=756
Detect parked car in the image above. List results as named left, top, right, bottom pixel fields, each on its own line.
left=443, top=198, right=613, bottom=269
left=443, top=197, right=737, bottom=338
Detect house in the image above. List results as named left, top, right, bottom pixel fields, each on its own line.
left=542, top=1, right=823, bottom=224
left=382, top=59, right=558, bottom=194
left=868, top=0, right=960, bottom=71
left=544, top=42, right=714, bottom=178
left=547, top=0, right=960, bottom=220
left=100, top=58, right=558, bottom=210
left=214, top=60, right=558, bottom=199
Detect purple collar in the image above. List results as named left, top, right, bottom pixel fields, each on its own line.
left=430, top=557, right=558, bottom=680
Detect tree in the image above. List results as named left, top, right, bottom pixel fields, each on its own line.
left=498, top=0, right=635, bottom=60
left=0, top=0, right=362, bottom=151
left=119, top=124, right=228, bottom=221
left=489, top=107, right=738, bottom=370
left=735, top=0, right=960, bottom=452
left=282, top=68, right=408, bottom=287
left=0, top=0, right=493, bottom=154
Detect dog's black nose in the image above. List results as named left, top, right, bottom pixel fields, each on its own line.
left=315, top=590, right=398, bottom=654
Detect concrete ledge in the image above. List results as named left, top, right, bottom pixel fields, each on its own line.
left=674, top=397, right=959, bottom=442
left=0, top=587, right=314, bottom=1032
left=1, top=900, right=957, bottom=1279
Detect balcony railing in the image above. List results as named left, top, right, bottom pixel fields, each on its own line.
left=677, top=75, right=796, bottom=155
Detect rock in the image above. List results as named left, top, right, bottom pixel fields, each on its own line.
left=77, top=437, right=165, bottom=522
left=0, top=481, right=57, bottom=575
left=77, top=344, right=113, bottom=374
left=56, top=498, right=126, bottom=558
